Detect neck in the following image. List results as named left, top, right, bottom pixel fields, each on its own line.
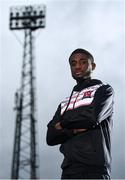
left=76, top=76, right=91, bottom=84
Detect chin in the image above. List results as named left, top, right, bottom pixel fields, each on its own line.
left=73, top=76, right=84, bottom=82
left=73, top=75, right=91, bottom=83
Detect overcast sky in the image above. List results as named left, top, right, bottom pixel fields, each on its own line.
left=0, top=0, right=125, bottom=179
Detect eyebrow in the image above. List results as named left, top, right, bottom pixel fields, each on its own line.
left=70, top=58, right=88, bottom=62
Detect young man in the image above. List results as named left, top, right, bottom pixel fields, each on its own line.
left=46, top=48, right=114, bottom=179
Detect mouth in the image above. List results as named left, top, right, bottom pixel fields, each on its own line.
left=75, top=72, right=83, bottom=76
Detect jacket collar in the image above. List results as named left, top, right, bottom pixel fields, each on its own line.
left=74, top=78, right=102, bottom=91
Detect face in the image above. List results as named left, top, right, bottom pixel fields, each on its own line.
left=69, top=53, right=96, bottom=82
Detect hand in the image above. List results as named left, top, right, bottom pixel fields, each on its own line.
left=55, top=122, right=62, bottom=130
left=73, top=128, right=87, bottom=134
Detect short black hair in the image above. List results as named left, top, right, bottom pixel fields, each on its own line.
left=69, top=48, right=94, bottom=63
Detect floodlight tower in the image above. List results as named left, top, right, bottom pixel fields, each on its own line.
left=9, top=5, right=46, bottom=179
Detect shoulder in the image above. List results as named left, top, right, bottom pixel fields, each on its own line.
left=100, top=82, right=114, bottom=91
left=96, top=82, right=114, bottom=97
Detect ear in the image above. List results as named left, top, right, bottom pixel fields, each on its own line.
left=92, top=63, right=96, bottom=71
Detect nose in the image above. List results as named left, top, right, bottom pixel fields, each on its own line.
left=75, top=62, right=82, bottom=70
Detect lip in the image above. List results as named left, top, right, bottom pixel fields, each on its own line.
left=75, top=72, right=82, bottom=75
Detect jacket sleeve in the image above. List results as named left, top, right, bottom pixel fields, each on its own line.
left=60, top=84, right=114, bottom=129
left=46, top=104, right=74, bottom=146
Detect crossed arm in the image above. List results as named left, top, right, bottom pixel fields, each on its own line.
left=55, top=122, right=86, bottom=133
left=46, top=104, right=87, bottom=146
left=46, top=85, right=114, bottom=146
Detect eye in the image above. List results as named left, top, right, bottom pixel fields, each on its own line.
left=81, top=60, right=87, bottom=65
left=70, top=61, right=76, bottom=67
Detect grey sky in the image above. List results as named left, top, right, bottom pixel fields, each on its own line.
left=0, top=0, right=125, bottom=179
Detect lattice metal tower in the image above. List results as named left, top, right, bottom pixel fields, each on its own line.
left=9, top=5, right=46, bottom=179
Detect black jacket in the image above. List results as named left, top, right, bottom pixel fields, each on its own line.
left=46, top=79, right=114, bottom=175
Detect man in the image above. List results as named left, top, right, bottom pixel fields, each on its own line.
left=46, top=48, right=114, bottom=179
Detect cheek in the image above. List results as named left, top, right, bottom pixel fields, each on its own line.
left=87, top=65, right=92, bottom=72
left=70, top=67, right=75, bottom=73
left=84, top=63, right=92, bottom=73
left=81, top=65, right=89, bottom=72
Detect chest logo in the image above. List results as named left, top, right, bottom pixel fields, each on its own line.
left=83, top=90, right=93, bottom=98
left=61, top=84, right=102, bottom=115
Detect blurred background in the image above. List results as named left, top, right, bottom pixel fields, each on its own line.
left=0, top=0, right=125, bottom=179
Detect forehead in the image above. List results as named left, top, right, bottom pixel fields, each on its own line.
left=69, top=53, right=89, bottom=62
